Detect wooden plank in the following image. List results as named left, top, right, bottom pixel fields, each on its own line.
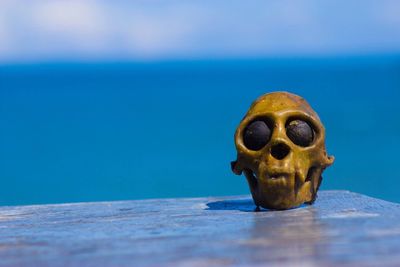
left=0, top=190, right=399, bottom=267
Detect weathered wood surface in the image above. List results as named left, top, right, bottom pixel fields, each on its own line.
left=0, top=191, right=400, bottom=267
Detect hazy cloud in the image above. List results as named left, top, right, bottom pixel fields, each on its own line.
left=0, top=0, right=399, bottom=63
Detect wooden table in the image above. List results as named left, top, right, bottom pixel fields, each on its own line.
left=0, top=191, right=399, bottom=266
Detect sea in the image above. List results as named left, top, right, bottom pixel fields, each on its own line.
left=1, top=56, right=400, bottom=205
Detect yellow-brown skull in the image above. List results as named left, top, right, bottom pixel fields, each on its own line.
left=232, top=92, right=334, bottom=210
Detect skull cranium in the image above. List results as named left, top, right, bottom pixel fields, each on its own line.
left=232, top=92, right=334, bottom=210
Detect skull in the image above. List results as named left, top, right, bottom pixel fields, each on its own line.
left=232, top=92, right=334, bottom=210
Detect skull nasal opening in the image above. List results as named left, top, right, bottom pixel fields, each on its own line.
left=270, top=143, right=290, bottom=160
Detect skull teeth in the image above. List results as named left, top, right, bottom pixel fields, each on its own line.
left=269, top=174, right=288, bottom=180
left=266, top=170, right=290, bottom=181
left=268, top=176, right=288, bottom=186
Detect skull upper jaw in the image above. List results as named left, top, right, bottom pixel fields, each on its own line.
left=243, top=169, right=313, bottom=210
left=237, top=151, right=332, bottom=210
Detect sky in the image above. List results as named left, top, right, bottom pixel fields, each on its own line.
left=0, top=0, right=400, bottom=63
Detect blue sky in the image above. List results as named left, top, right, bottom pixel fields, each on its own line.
left=0, top=0, right=400, bottom=63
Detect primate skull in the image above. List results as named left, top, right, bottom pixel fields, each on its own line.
left=231, top=92, right=334, bottom=210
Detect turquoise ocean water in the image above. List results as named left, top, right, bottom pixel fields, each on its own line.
left=1, top=56, right=400, bottom=205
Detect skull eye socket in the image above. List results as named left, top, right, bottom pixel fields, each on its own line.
left=286, top=119, right=314, bottom=147
left=243, top=120, right=271, bottom=151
